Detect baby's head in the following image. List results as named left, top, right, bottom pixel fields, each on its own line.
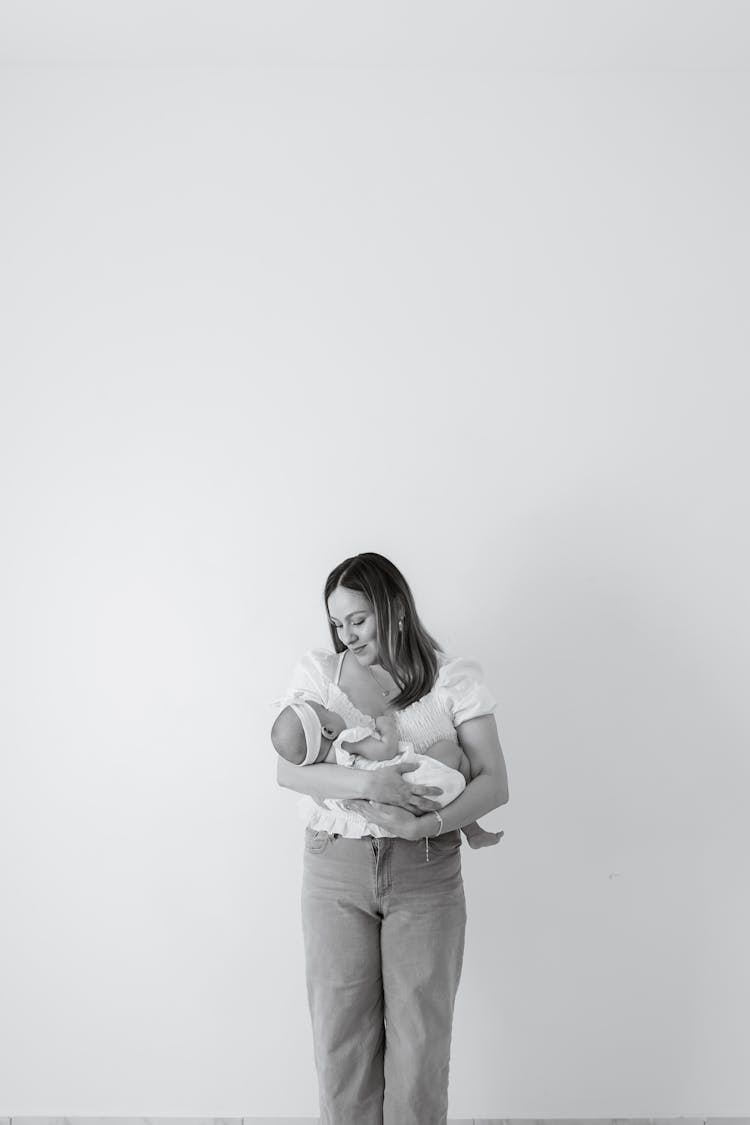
left=271, top=699, right=346, bottom=765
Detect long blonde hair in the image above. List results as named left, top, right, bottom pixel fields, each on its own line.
left=323, top=552, right=444, bottom=710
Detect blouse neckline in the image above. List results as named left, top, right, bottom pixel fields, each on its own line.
left=330, top=653, right=395, bottom=720
left=330, top=649, right=440, bottom=723
left=329, top=681, right=383, bottom=724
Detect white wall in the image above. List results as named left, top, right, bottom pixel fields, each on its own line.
left=1, top=59, right=748, bottom=1119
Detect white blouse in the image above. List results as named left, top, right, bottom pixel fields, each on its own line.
left=273, top=647, right=498, bottom=836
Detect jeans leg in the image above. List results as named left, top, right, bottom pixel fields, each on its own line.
left=380, top=832, right=467, bottom=1125
left=301, top=830, right=385, bottom=1125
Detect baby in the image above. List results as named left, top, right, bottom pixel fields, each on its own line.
left=272, top=696, right=502, bottom=849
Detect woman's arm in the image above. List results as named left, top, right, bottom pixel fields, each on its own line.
left=276, top=755, right=445, bottom=812
left=276, top=756, right=375, bottom=800
left=425, top=713, right=508, bottom=834
left=340, top=714, right=508, bottom=837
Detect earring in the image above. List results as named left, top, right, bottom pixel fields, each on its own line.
left=398, top=619, right=404, bottom=631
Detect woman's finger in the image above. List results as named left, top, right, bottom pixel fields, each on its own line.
left=344, top=799, right=370, bottom=814
left=406, top=802, right=429, bottom=816
left=411, top=796, right=440, bottom=814
left=411, top=785, right=443, bottom=797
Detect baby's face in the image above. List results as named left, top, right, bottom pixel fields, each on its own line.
left=310, top=703, right=346, bottom=744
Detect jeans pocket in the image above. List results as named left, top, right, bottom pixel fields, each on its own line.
left=304, top=828, right=332, bottom=854
left=426, top=829, right=462, bottom=855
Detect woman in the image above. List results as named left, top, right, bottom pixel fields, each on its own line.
left=273, top=552, right=509, bottom=1125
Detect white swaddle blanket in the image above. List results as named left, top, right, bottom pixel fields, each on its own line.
left=298, top=724, right=467, bottom=838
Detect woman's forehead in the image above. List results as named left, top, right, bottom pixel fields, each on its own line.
left=327, top=586, right=370, bottom=615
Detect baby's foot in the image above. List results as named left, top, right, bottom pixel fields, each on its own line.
left=465, top=828, right=504, bottom=850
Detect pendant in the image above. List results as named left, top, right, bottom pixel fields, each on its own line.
left=369, top=665, right=394, bottom=698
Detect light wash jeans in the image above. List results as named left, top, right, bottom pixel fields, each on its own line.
left=301, top=825, right=467, bottom=1125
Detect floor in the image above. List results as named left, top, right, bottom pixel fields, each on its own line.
left=4, top=1117, right=748, bottom=1125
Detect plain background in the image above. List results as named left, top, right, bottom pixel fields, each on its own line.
left=1, top=1, right=749, bottom=1118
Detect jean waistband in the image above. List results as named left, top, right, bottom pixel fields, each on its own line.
left=306, top=826, right=461, bottom=844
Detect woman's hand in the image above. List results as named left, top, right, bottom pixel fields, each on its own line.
left=341, top=800, right=426, bottom=841
left=367, top=760, right=443, bottom=814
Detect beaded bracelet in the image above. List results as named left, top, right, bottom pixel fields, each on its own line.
left=424, top=809, right=444, bottom=863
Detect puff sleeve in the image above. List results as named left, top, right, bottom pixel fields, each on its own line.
left=437, top=655, right=498, bottom=728
left=270, top=648, right=331, bottom=719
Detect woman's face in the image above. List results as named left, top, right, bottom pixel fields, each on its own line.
left=327, top=585, right=379, bottom=665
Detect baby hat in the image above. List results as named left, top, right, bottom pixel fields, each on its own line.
left=271, top=690, right=322, bottom=765
left=287, top=700, right=323, bottom=765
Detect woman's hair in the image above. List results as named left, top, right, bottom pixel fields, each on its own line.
left=323, top=552, right=444, bottom=710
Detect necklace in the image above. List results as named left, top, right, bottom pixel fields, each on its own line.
left=368, top=663, right=397, bottom=698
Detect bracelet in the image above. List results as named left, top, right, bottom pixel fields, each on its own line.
left=424, top=810, right=444, bottom=863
